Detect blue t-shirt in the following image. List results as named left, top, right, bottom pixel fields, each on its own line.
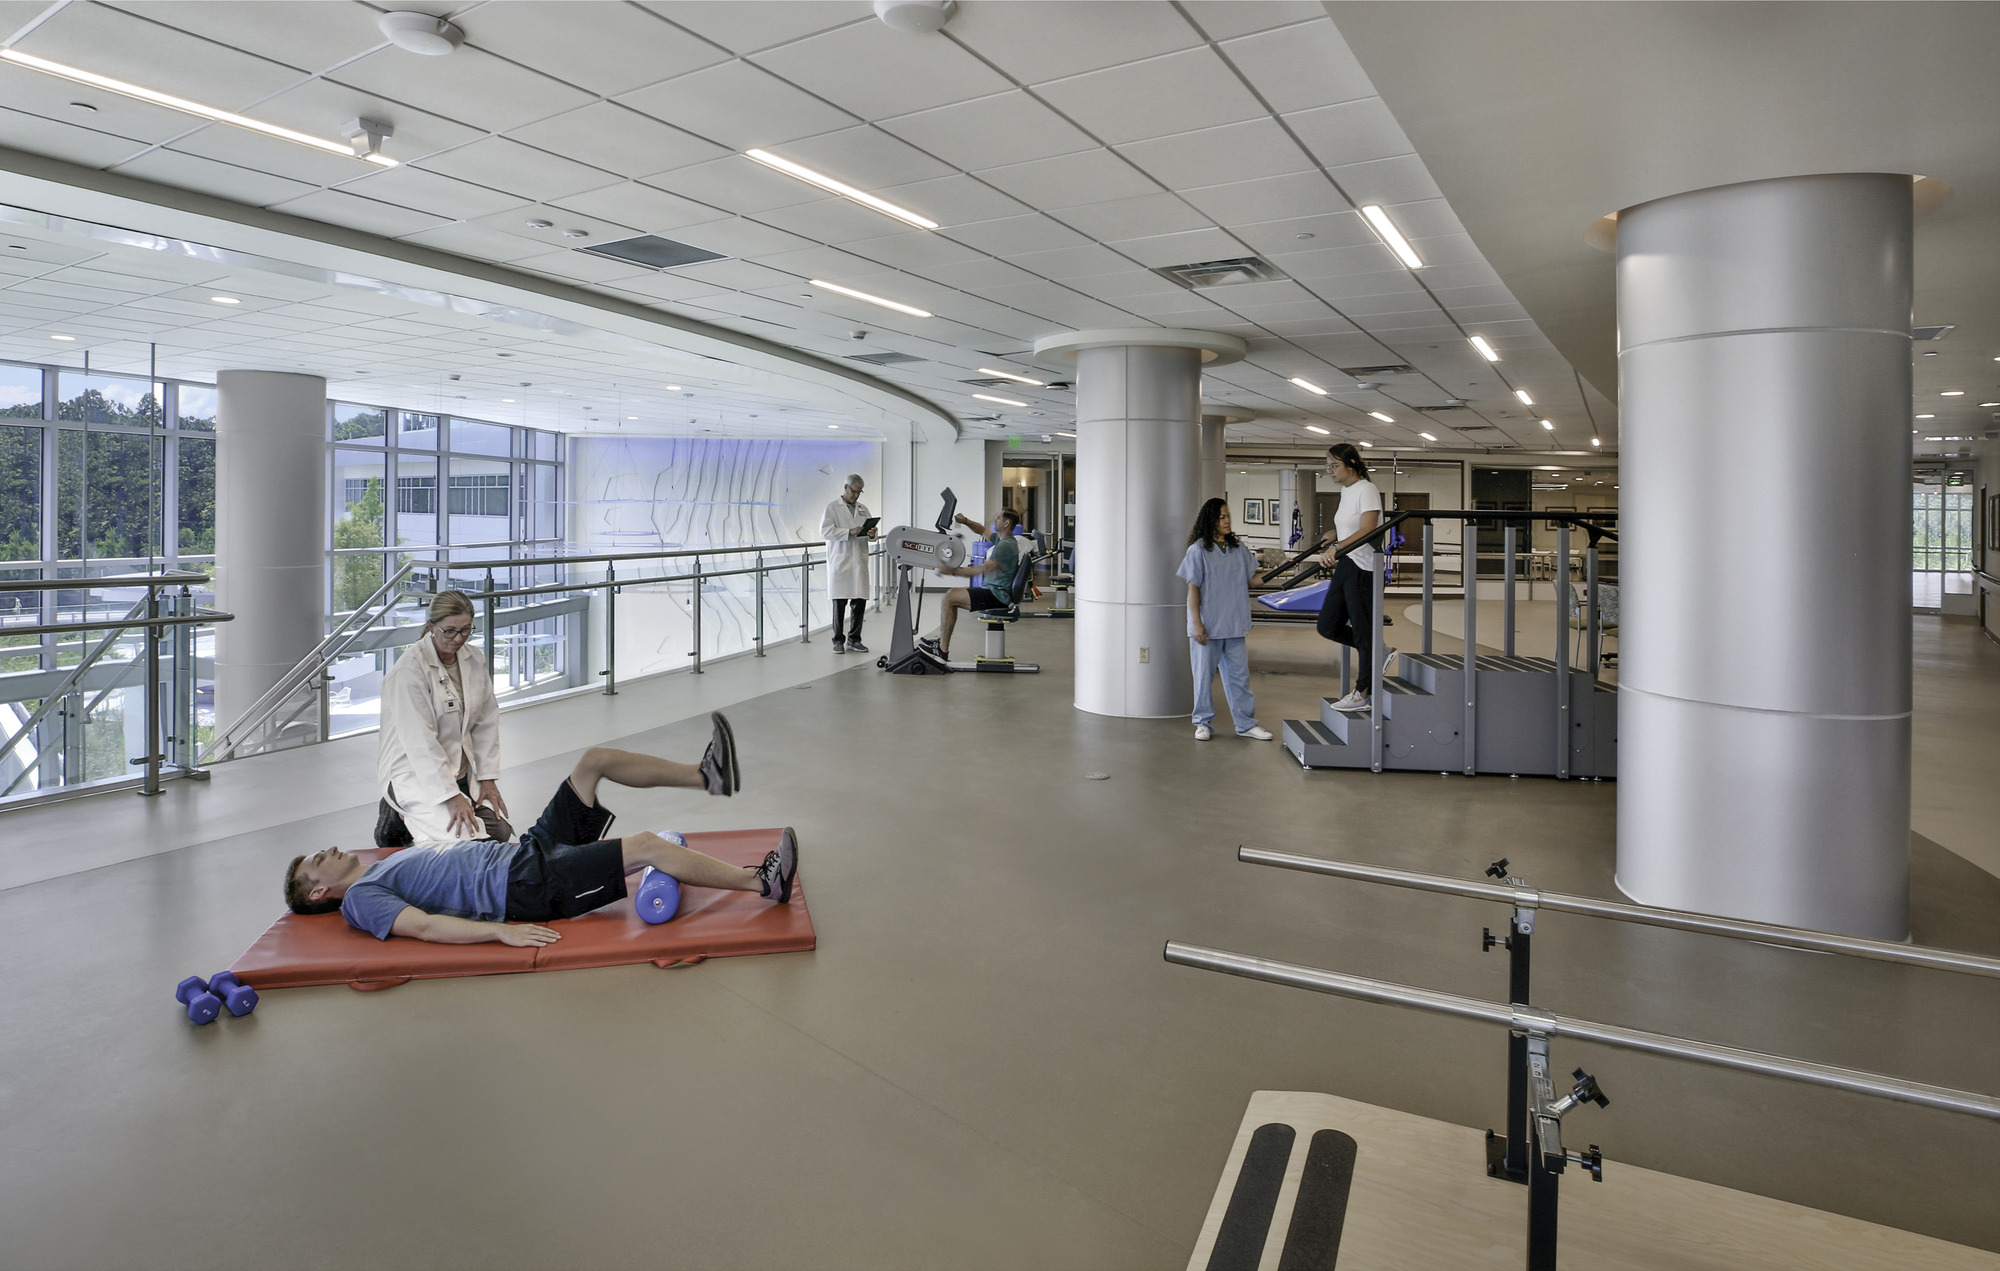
left=340, top=841, right=521, bottom=940
left=1177, top=540, right=1258, bottom=640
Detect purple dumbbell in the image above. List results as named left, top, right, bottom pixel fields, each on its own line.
left=207, top=972, right=258, bottom=1017
left=175, top=975, right=222, bottom=1025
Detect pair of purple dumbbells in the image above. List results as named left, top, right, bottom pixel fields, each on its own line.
left=175, top=972, right=258, bottom=1025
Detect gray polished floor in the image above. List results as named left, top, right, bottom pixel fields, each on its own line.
left=1, top=618, right=1995, bottom=1269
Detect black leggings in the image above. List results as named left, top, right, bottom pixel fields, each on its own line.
left=833, top=598, right=865, bottom=640
left=1315, top=558, right=1379, bottom=692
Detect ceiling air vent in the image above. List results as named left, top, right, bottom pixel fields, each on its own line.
left=1338, top=363, right=1417, bottom=377
left=1912, top=325, right=1954, bottom=341
left=1153, top=256, right=1285, bottom=289
left=1418, top=401, right=1469, bottom=411
left=581, top=235, right=728, bottom=270
left=848, top=351, right=926, bottom=366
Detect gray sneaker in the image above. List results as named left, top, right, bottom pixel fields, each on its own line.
left=846, top=639, right=869, bottom=654
left=832, top=638, right=847, bottom=654
left=755, top=827, right=798, bottom=903
left=698, top=712, right=739, bottom=796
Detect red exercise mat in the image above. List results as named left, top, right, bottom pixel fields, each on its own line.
left=229, top=828, right=814, bottom=991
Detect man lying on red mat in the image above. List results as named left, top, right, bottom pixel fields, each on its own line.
left=282, top=713, right=797, bottom=946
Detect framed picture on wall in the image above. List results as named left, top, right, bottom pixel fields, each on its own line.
left=1544, top=506, right=1576, bottom=531
left=1243, top=498, right=1263, bottom=524
left=1268, top=499, right=1287, bottom=527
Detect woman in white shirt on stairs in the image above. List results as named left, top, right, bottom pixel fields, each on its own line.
left=1314, top=443, right=1395, bottom=712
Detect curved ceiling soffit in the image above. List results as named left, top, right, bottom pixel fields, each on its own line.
left=0, top=144, right=963, bottom=442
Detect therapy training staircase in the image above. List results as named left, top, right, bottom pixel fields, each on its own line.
left=1275, top=511, right=1618, bottom=779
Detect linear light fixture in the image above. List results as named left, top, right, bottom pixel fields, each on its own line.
left=1357, top=440, right=1373, bottom=448
left=1469, top=335, right=1501, bottom=362
left=1514, top=389, right=1534, bottom=406
left=973, top=393, right=1027, bottom=407
left=977, top=366, right=1045, bottom=386
left=1359, top=205, right=1424, bottom=269
left=0, top=48, right=398, bottom=166
left=1941, top=390, right=1964, bottom=396
left=808, top=280, right=931, bottom=317
left=745, top=149, right=937, bottom=229
left=1056, top=430, right=1076, bottom=438
left=1368, top=411, right=1394, bottom=423
left=50, top=333, right=75, bottom=341
left=209, top=296, right=240, bottom=305
left=1981, top=401, right=2000, bottom=408
left=1916, top=413, right=1936, bottom=419
left=1418, top=432, right=1438, bottom=442
left=1290, top=377, right=1328, bottom=395
left=1540, top=419, right=1555, bottom=431
left=1304, top=424, right=1330, bottom=435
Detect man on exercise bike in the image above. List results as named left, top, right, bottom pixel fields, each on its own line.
left=921, top=508, right=1024, bottom=661
left=282, top=713, right=798, bottom=945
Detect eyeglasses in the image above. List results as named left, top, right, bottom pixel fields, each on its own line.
left=434, top=623, right=473, bottom=640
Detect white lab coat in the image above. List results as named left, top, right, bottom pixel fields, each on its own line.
left=376, top=632, right=500, bottom=843
left=820, top=495, right=873, bottom=600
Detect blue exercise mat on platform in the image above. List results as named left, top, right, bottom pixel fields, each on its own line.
left=1256, top=579, right=1329, bottom=612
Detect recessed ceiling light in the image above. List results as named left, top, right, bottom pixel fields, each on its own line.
left=1590, top=437, right=1601, bottom=447
left=627, top=415, right=638, bottom=420
left=973, top=393, right=1027, bottom=407
left=1304, top=424, right=1330, bottom=435
left=665, top=385, right=682, bottom=391
left=745, top=150, right=938, bottom=229
left=1359, top=205, right=1424, bottom=269
left=828, top=424, right=841, bottom=430
left=209, top=296, right=239, bottom=304
left=1419, top=431, right=1438, bottom=442
left=1980, top=401, right=2000, bottom=408
left=977, top=367, right=1045, bottom=386
left=1290, top=377, right=1328, bottom=395
left=1368, top=411, right=1394, bottom=423
left=1540, top=419, right=1555, bottom=431
left=0, top=49, right=398, bottom=166
left=50, top=334, right=75, bottom=341
left=1514, top=389, right=1534, bottom=406
left=1468, top=335, right=1501, bottom=362
left=502, top=398, right=515, bottom=403
left=808, top=279, right=931, bottom=317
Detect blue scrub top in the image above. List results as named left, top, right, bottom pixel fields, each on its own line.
left=1177, top=540, right=1258, bottom=639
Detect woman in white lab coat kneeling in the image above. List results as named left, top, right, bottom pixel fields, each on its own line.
left=374, top=590, right=506, bottom=846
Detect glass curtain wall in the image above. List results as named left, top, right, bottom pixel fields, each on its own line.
left=0, top=359, right=218, bottom=800
left=327, top=403, right=565, bottom=734
left=1912, top=483, right=1973, bottom=611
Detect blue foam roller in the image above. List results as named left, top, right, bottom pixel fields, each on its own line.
left=635, top=867, right=681, bottom=925
left=176, top=975, right=221, bottom=1025
left=208, top=972, right=258, bottom=1018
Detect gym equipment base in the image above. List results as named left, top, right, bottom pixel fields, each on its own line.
left=226, top=828, right=814, bottom=991
left=1189, top=1091, right=1990, bottom=1271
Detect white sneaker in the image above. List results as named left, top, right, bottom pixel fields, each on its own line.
left=1240, top=726, right=1274, bottom=741
left=1194, top=723, right=1213, bottom=741
left=1377, top=646, right=1398, bottom=672
left=1332, top=690, right=1370, bottom=713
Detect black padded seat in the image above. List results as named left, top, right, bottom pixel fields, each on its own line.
left=974, top=550, right=1039, bottom=624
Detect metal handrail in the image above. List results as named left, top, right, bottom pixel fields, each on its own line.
left=0, top=609, right=231, bottom=638
left=1239, top=849, right=2000, bottom=980
left=0, top=598, right=146, bottom=789
left=1163, top=942, right=2000, bottom=1121
left=0, top=569, right=212, bottom=594
left=323, top=539, right=823, bottom=568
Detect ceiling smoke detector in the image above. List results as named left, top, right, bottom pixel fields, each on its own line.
left=874, top=0, right=955, bottom=33
left=379, top=11, right=464, bottom=55
left=1154, top=256, right=1285, bottom=290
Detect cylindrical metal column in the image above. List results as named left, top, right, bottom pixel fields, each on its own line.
left=1074, top=344, right=1202, bottom=717
left=1615, top=173, right=1913, bottom=940
left=213, top=370, right=326, bottom=729
left=1198, top=414, right=1228, bottom=503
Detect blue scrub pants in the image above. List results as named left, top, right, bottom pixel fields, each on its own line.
left=1190, top=636, right=1259, bottom=732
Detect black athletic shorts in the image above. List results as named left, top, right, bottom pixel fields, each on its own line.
left=967, top=586, right=1003, bottom=611
left=503, top=778, right=625, bottom=922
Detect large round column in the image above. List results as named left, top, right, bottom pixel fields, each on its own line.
left=1198, top=414, right=1228, bottom=502
left=1615, top=173, right=1913, bottom=939
left=214, top=370, right=327, bottom=728
left=1034, top=329, right=1246, bottom=718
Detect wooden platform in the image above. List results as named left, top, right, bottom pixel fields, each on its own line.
left=1188, top=1091, right=1999, bottom=1270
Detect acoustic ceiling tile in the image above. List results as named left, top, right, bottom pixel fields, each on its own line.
left=418, top=137, right=623, bottom=202
left=874, top=174, right=1030, bottom=228
left=1311, top=268, right=1424, bottom=302
left=1229, top=209, right=1378, bottom=257
left=663, top=258, right=802, bottom=293
left=618, top=60, right=858, bottom=152
left=664, top=216, right=818, bottom=261
left=1178, top=1, right=1327, bottom=42
left=166, top=127, right=382, bottom=187
left=770, top=125, right=957, bottom=190
left=467, top=1, right=729, bottom=97
left=0, top=63, right=213, bottom=147
left=642, top=155, right=835, bottom=216
left=1179, top=172, right=1345, bottom=228
left=1054, top=192, right=1213, bottom=242
left=944, top=214, right=1093, bottom=258
left=266, top=189, right=450, bottom=239
left=878, top=91, right=1096, bottom=173
left=332, top=46, right=597, bottom=135
left=110, top=149, right=316, bottom=207
left=639, top=2, right=874, bottom=55
left=973, top=148, right=1160, bottom=212
left=1270, top=242, right=1406, bottom=282
left=1116, top=118, right=1314, bottom=192
left=508, top=103, right=730, bottom=180
left=1284, top=98, right=1416, bottom=177
left=750, top=19, right=1012, bottom=120
left=999, top=243, right=1137, bottom=284
left=917, top=257, right=1048, bottom=292
left=0, top=113, right=164, bottom=176
left=748, top=244, right=887, bottom=282
left=1101, top=225, right=1249, bottom=269
left=1063, top=271, right=1192, bottom=304
left=236, top=77, right=487, bottom=167
left=841, top=230, right=989, bottom=273
left=1034, top=48, right=1266, bottom=146
left=1324, top=154, right=1443, bottom=209
left=341, top=165, right=530, bottom=221
left=549, top=183, right=733, bottom=236
left=106, top=0, right=388, bottom=74
left=755, top=196, right=919, bottom=246
left=946, top=1, right=1203, bottom=85
left=15, top=2, right=306, bottom=111
left=1220, top=18, right=1376, bottom=115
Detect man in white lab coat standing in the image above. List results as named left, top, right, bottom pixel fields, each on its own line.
left=820, top=473, right=877, bottom=654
